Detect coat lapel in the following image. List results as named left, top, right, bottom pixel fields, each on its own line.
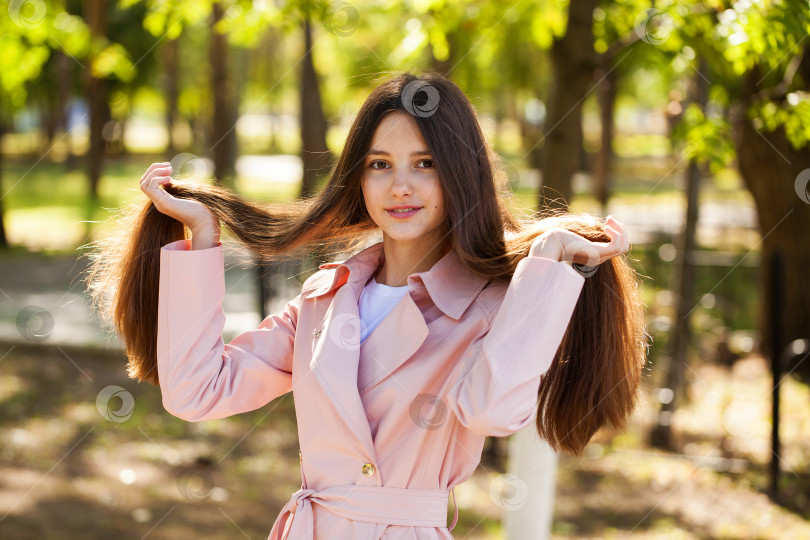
left=309, top=283, right=377, bottom=459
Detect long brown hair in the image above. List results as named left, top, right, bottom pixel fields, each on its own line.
left=84, top=71, right=648, bottom=455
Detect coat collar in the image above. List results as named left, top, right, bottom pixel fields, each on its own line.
left=301, top=241, right=489, bottom=320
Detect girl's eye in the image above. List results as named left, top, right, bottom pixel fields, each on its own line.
left=368, top=159, right=433, bottom=170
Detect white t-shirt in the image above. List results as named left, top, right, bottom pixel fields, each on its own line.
left=358, top=273, right=410, bottom=344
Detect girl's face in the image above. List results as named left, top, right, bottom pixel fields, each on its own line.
left=361, top=111, right=446, bottom=246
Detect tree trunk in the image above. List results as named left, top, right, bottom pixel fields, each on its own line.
left=263, top=27, right=281, bottom=154
left=730, top=64, right=810, bottom=383
left=649, top=58, right=709, bottom=451
left=523, top=89, right=545, bottom=188
left=299, top=17, right=332, bottom=199
left=84, top=0, right=107, bottom=203
left=209, top=1, right=237, bottom=189
left=44, top=52, right=69, bottom=151
left=0, top=119, right=8, bottom=248
left=537, top=0, right=598, bottom=211
left=57, top=48, right=78, bottom=171
left=594, top=62, right=618, bottom=216
left=163, top=36, right=180, bottom=156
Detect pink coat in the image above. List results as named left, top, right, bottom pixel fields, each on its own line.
left=157, top=238, right=585, bottom=540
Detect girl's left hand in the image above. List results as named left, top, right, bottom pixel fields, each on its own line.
left=529, top=215, right=630, bottom=267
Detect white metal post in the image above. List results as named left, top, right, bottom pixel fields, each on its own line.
left=503, top=419, right=558, bottom=540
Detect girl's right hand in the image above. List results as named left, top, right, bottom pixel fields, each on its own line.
left=139, top=162, right=217, bottom=232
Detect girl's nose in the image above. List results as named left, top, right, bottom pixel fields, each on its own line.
left=391, top=170, right=413, bottom=197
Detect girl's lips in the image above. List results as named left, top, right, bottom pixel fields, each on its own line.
left=386, top=207, right=422, bottom=219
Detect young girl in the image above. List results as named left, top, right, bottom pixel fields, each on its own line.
left=86, top=71, right=646, bottom=540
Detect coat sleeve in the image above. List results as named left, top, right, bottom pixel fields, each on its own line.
left=157, top=238, right=300, bottom=422
left=444, top=256, right=585, bottom=437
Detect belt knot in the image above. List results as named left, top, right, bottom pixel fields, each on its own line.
left=287, top=488, right=317, bottom=514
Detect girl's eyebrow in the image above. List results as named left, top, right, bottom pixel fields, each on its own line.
left=367, top=148, right=431, bottom=156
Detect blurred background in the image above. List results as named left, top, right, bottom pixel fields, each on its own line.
left=1, top=0, right=809, bottom=538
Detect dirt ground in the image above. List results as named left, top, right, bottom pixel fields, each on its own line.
left=0, top=343, right=808, bottom=539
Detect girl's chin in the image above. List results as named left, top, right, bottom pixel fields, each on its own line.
left=382, top=230, right=432, bottom=242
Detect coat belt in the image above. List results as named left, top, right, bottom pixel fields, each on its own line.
left=268, top=484, right=459, bottom=540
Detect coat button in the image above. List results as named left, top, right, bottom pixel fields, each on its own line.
left=299, top=450, right=302, bottom=462
left=313, top=329, right=321, bottom=339
left=361, top=463, right=375, bottom=477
